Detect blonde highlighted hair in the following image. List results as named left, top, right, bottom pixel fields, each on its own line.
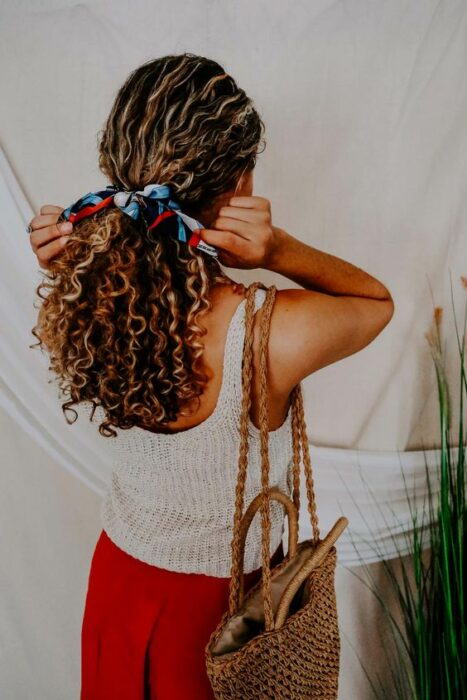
left=32, top=53, right=266, bottom=437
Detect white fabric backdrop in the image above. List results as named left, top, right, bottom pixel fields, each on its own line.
left=1, top=1, right=466, bottom=698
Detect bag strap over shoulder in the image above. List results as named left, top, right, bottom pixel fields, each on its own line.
left=228, top=281, right=321, bottom=631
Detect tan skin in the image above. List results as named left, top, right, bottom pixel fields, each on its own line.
left=28, top=170, right=394, bottom=433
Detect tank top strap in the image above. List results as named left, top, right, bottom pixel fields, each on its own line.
left=216, top=286, right=267, bottom=421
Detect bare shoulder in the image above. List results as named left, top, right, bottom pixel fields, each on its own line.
left=262, top=287, right=394, bottom=394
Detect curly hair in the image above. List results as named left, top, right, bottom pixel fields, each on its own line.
left=31, top=53, right=266, bottom=437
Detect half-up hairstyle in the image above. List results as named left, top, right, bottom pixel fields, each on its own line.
left=32, top=53, right=266, bottom=437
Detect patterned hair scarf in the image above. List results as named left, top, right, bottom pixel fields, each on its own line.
left=58, top=183, right=219, bottom=259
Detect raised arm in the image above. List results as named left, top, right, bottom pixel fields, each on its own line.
left=264, top=227, right=394, bottom=388
left=198, top=195, right=394, bottom=390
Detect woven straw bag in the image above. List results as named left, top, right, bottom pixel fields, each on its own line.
left=205, top=281, right=349, bottom=699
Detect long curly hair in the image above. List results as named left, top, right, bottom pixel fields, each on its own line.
left=31, top=53, right=266, bottom=437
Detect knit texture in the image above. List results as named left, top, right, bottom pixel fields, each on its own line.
left=100, top=287, right=294, bottom=577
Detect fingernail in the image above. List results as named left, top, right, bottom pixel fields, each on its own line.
left=60, top=222, right=73, bottom=233
left=60, top=236, right=69, bottom=245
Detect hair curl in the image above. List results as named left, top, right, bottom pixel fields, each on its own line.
left=31, top=53, right=266, bottom=437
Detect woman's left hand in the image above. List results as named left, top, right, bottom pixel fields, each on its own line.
left=28, top=204, right=72, bottom=269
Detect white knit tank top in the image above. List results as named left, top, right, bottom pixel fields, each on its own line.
left=100, top=287, right=294, bottom=577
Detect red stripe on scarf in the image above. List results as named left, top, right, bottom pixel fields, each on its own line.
left=188, top=231, right=202, bottom=247
left=147, top=210, right=176, bottom=230
left=68, top=196, right=115, bottom=224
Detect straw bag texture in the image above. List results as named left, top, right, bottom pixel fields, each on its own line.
left=205, top=281, right=349, bottom=699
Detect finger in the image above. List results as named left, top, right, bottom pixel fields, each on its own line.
left=228, top=195, right=269, bottom=209
left=30, top=212, right=64, bottom=230
left=36, top=237, right=68, bottom=268
left=218, top=205, right=263, bottom=223
left=39, top=204, right=64, bottom=215
left=211, top=217, right=251, bottom=238
left=29, top=221, right=72, bottom=252
left=198, top=227, right=248, bottom=256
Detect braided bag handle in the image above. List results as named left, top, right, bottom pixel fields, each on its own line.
left=228, top=281, right=321, bottom=631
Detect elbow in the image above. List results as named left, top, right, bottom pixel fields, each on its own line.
left=377, top=294, right=395, bottom=333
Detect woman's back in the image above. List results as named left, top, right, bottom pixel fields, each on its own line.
left=140, top=281, right=293, bottom=436
left=100, top=285, right=295, bottom=577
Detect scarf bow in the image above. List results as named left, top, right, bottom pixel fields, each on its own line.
left=60, top=183, right=218, bottom=259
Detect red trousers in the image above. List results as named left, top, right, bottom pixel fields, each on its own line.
left=81, top=529, right=284, bottom=699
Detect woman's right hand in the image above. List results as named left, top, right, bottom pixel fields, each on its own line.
left=28, top=205, right=72, bottom=269
left=197, top=195, right=284, bottom=270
